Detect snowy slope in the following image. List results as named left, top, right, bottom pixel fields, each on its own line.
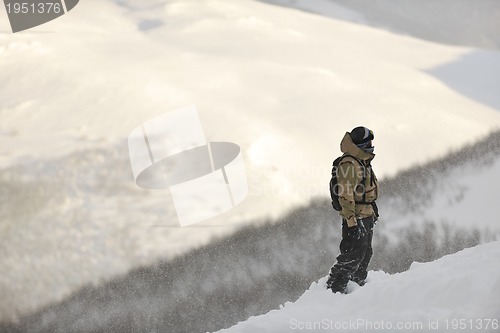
left=218, top=241, right=500, bottom=333
left=0, top=0, right=499, bottom=256
left=377, top=132, right=500, bottom=237
left=258, top=0, right=500, bottom=50
left=2, top=0, right=500, bottom=324
left=1, top=0, right=500, bottom=206
left=395, top=157, right=500, bottom=232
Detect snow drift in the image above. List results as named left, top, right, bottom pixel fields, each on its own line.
left=219, top=241, right=500, bottom=333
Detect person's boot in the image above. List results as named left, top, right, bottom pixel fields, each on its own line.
left=326, top=271, right=348, bottom=294
left=327, top=280, right=347, bottom=294
left=351, top=270, right=368, bottom=287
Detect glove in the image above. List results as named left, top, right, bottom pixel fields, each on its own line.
left=347, top=219, right=367, bottom=240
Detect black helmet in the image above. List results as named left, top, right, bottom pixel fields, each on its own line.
left=350, top=126, right=374, bottom=145
left=350, top=126, right=374, bottom=153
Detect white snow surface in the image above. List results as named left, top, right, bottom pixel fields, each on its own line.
left=218, top=241, right=500, bottom=333
left=413, top=157, right=500, bottom=231
left=256, top=0, right=368, bottom=24
left=1, top=0, right=500, bottom=211
left=380, top=153, right=500, bottom=239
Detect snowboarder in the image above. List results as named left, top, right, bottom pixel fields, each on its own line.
left=326, top=126, right=379, bottom=294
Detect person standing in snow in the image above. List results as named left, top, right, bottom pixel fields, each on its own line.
left=326, top=126, right=379, bottom=294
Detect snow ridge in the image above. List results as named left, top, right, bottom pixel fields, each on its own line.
left=219, top=241, right=500, bottom=333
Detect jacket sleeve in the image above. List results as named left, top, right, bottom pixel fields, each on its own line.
left=337, top=161, right=358, bottom=227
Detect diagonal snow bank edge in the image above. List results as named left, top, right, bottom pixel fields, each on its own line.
left=219, top=241, right=500, bottom=333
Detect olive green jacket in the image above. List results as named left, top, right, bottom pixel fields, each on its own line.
left=336, top=133, right=378, bottom=227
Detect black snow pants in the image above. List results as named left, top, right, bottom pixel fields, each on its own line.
left=327, top=216, right=375, bottom=292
